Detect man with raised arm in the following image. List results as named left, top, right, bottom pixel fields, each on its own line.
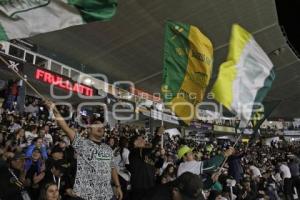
left=45, top=101, right=123, bottom=200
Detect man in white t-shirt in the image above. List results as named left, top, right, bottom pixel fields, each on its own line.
left=7, top=115, right=21, bottom=133
left=249, top=164, right=262, bottom=178
left=46, top=101, right=123, bottom=200
left=25, top=124, right=38, bottom=145
left=40, top=125, right=53, bottom=147
left=280, top=163, right=292, bottom=179
left=177, top=145, right=234, bottom=177
left=279, top=161, right=293, bottom=200
left=25, top=100, right=39, bottom=116
left=114, top=137, right=130, bottom=182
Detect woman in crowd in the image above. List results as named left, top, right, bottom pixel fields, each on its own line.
left=160, top=163, right=177, bottom=184
left=39, top=183, right=60, bottom=200
left=114, top=136, right=130, bottom=200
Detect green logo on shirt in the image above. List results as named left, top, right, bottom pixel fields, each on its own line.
left=95, top=155, right=111, bottom=161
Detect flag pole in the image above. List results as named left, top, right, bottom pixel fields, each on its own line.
left=217, top=121, right=247, bottom=174
left=1, top=55, right=102, bottom=171
left=0, top=56, right=45, bottom=100
left=160, top=103, right=164, bottom=149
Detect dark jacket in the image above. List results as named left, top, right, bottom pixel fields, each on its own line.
left=0, top=164, right=26, bottom=200
left=129, top=148, right=157, bottom=190
left=142, top=182, right=173, bottom=200
left=228, top=154, right=244, bottom=182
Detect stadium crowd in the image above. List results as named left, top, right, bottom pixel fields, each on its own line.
left=0, top=97, right=300, bottom=200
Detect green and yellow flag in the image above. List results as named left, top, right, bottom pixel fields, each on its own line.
left=161, top=21, right=213, bottom=125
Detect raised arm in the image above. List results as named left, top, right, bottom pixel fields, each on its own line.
left=44, top=100, right=75, bottom=142
left=202, top=147, right=235, bottom=173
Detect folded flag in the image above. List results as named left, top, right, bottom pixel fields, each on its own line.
left=0, top=0, right=118, bottom=40
left=212, top=24, right=275, bottom=128
left=161, top=20, right=213, bottom=125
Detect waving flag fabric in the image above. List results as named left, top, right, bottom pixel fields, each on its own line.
left=0, top=0, right=118, bottom=40
left=161, top=21, right=213, bottom=125
left=212, top=24, right=275, bottom=128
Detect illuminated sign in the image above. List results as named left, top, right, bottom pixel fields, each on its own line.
left=130, top=87, right=161, bottom=102
left=35, top=68, right=94, bottom=96
left=213, top=125, right=236, bottom=134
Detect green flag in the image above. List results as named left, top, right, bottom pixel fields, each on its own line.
left=0, top=0, right=118, bottom=40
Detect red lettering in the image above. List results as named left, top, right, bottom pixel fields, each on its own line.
left=81, top=86, right=87, bottom=95
left=73, top=83, right=80, bottom=93
left=85, top=88, right=93, bottom=96
left=78, top=85, right=84, bottom=94
left=64, top=81, right=71, bottom=90
left=35, top=69, right=94, bottom=96
left=60, top=81, right=67, bottom=89
left=54, top=76, right=62, bottom=86
left=35, top=69, right=44, bottom=80
left=43, top=72, right=53, bottom=84
left=56, top=78, right=65, bottom=88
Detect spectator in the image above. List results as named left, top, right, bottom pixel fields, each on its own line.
left=45, top=101, right=123, bottom=200
left=8, top=128, right=27, bottom=148
left=25, top=148, right=46, bottom=199
left=26, top=137, right=48, bottom=160
left=279, top=159, right=293, bottom=200
left=25, top=99, right=39, bottom=116
left=38, top=183, right=60, bottom=200
left=0, top=152, right=31, bottom=200
left=128, top=129, right=165, bottom=200
left=177, top=145, right=234, bottom=176
left=160, top=164, right=177, bottom=184
left=227, top=149, right=244, bottom=183
left=107, top=136, right=117, bottom=150
left=8, top=115, right=22, bottom=134
left=114, top=136, right=130, bottom=199
left=42, top=159, right=76, bottom=199
left=25, top=124, right=39, bottom=146
left=142, top=172, right=205, bottom=200
left=288, top=156, right=300, bottom=195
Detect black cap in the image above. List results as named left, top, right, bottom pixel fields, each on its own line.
left=33, top=147, right=42, bottom=153
left=51, top=146, right=64, bottom=154
left=52, top=159, right=68, bottom=173
left=90, top=113, right=105, bottom=124
left=174, top=172, right=205, bottom=200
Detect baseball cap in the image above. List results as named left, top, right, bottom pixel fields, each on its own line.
left=52, top=159, right=68, bottom=173
left=33, top=147, right=42, bottom=153
left=178, top=145, right=193, bottom=159
left=174, top=172, right=205, bottom=200
left=90, top=113, right=105, bottom=124
left=51, top=146, right=64, bottom=154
